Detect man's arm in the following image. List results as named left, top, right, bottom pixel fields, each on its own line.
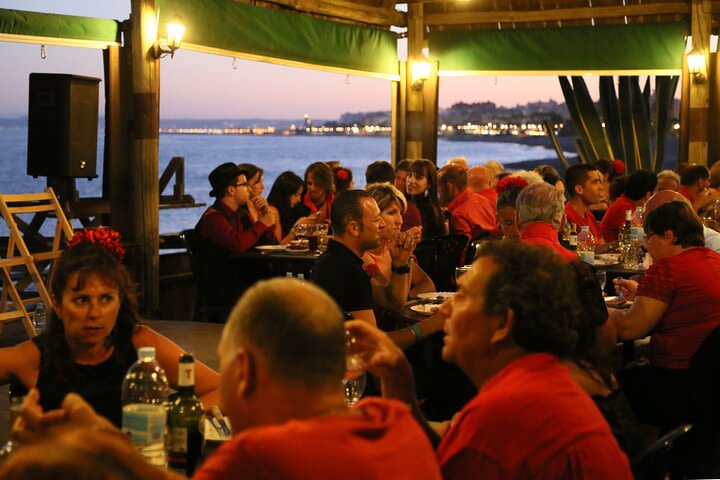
left=197, top=211, right=271, bottom=253
left=345, top=320, right=442, bottom=447
left=348, top=309, right=377, bottom=327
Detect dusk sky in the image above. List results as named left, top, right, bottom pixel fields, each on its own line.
left=0, top=0, right=600, bottom=119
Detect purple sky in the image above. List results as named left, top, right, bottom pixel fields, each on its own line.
left=0, top=0, right=600, bottom=119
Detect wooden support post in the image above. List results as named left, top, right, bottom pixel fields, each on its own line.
left=391, top=4, right=439, bottom=166
left=687, top=0, right=711, bottom=166
left=709, top=52, right=720, bottom=167
left=129, top=0, right=160, bottom=315
left=103, top=41, right=132, bottom=234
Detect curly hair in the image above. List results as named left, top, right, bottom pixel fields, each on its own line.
left=476, top=241, right=581, bottom=358
left=44, top=242, right=141, bottom=382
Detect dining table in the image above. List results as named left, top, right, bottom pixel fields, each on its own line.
left=230, top=246, right=320, bottom=280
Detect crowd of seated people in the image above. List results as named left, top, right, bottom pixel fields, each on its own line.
left=12, top=157, right=720, bottom=478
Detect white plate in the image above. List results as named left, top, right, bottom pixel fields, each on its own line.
left=416, top=292, right=455, bottom=301
left=256, top=245, right=287, bottom=251
left=595, top=254, right=621, bottom=266
left=286, top=248, right=310, bottom=254
left=410, top=303, right=441, bottom=315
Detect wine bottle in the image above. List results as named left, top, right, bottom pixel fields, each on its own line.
left=168, top=354, right=204, bottom=476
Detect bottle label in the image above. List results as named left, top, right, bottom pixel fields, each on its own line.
left=630, top=226, right=643, bottom=239
left=169, top=427, right=189, bottom=455
left=122, top=404, right=167, bottom=446
left=178, top=363, right=195, bottom=387
left=578, top=251, right=595, bottom=265
left=570, top=235, right=577, bottom=246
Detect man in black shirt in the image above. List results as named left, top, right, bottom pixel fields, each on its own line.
left=311, top=190, right=385, bottom=325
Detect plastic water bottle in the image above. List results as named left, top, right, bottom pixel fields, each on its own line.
left=577, top=226, right=596, bottom=265
left=630, top=206, right=644, bottom=239
left=122, top=347, right=169, bottom=467
left=32, top=304, right=46, bottom=334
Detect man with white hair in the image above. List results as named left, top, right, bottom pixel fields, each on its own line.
left=517, top=182, right=578, bottom=263
left=467, top=165, right=498, bottom=205
left=656, top=170, right=680, bottom=192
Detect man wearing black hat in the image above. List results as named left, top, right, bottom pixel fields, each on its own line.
left=193, top=163, right=278, bottom=319
left=196, top=162, right=276, bottom=253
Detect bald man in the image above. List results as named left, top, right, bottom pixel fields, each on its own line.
left=467, top=165, right=498, bottom=205
left=447, top=157, right=469, bottom=171
left=645, top=190, right=720, bottom=254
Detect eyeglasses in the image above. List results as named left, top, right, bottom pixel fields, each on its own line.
left=233, top=182, right=248, bottom=188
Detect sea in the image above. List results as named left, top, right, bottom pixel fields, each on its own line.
left=0, top=125, right=565, bottom=235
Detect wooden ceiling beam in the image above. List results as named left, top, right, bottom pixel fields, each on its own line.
left=255, top=0, right=407, bottom=27
left=425, top=2, right=691, bottom=25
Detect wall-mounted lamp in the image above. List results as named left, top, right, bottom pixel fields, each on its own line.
left=687, top=48, right=706, bottom=83
left=153, top=16, right=185, bottom=59
left=411, top=61, right=431, bottom=90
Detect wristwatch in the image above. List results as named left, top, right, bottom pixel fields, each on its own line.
left=392, top=262, right=412, bottom=274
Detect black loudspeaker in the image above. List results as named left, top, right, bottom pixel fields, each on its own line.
left=27, top=73, right=101, bottom=178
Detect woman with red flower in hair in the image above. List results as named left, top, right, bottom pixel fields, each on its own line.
left=332, top=166, right=354, bottom=193
left=0, top=228, right=220, bottom=426
left=493, top=171, right=543, bottom=239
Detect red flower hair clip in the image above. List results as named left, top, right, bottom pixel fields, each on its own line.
left=496, top=175, right=529, bottom=194
left=336, top=169, right=349, bottom=181
left=613, top=159, right=625, bottom=174
left=68, top=227, right=126, bottom=263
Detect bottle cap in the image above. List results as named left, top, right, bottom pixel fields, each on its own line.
left=138, top=347, right=156, bottom=360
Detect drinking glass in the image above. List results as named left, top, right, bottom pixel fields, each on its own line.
left=293, top=223, right=308, bottom=239
left=595, top=271, right=607, bottom=295
left=343, top=331, right=366, bottom=407
left=0, top=396, right=25, bottom=461
left=317, top=222, right=330, bottom=236
left=454, top=265, right=472, bottom=285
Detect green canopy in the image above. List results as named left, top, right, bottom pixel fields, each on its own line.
left=430, top=23, right=687, bottom=75
left=0, top=9, right=119, bottom=47
left=157, top=0, right=399, bottom=79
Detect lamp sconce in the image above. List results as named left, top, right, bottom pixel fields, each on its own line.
left=153, top=16, right=185, bottom=59
left=687, top=48, right=706, bottom=83
left=411, top=61, right=431, bottom=90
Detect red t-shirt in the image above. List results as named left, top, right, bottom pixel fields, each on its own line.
left=520, top=222, right=578, bottom=263
left=194, top=398, right=442, bottom=480
left=565, top=202, right=604, bottom=243
left=303, top=191, right=333, bottom=220
left=476, top=188, right=498, bottom=207
left=600, top=195, right=635, bottom=243
left=637, top=247, right=720, bottom=369
left=678, top=186, right=693, bottom=201
left=447, top=188, right=496, bottom=239
left=436, top=354, right=632, bottom=480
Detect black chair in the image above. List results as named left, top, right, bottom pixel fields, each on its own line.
left=414, top=234, right=469, bottom=292
left=180, top=229, right=231, bottom=323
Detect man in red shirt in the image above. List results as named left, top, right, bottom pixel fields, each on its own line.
left=348, top=241, right=632, bottom=480
left=564, top=164, right=613, bottom=251
left=600, top=169, right=656, bottom=242
left=678, top=164, right=718, bottom=212
left=8, top=278, right=443, bottom=480
left=438, top=165, right=496, bottom=239
left=517, top=183, right=577, bottom=263
left=467, top=165, right=498, bottom=205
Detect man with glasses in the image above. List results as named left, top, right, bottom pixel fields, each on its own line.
left=196, top=162, right=277, bottom=253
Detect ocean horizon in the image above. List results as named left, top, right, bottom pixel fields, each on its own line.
left=0, top=124, right=569, bottom=235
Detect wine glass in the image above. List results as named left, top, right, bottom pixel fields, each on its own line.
left=293, top=223, right=308, bottom=239
left=343, top=331, right=366, bottom=407
left=595, top=271, right=607, bottom=295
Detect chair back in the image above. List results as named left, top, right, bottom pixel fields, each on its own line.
left=180, top=228, right=229, bottom=322
left=415, top=234, right=469, bottom=292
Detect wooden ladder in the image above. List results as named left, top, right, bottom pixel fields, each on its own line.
left=0, top=188, right=74, bottom=337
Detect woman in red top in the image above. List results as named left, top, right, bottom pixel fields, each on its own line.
left=302, top=162, right=335, bottom=223
left=612, top=201, right=720, bottom=427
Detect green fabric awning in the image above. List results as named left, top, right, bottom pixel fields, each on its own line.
left=430, top=23, right=687, bottom=75
left=0, top=9, right=120, bottom=47
left=157, top=0, right=399, bottom=79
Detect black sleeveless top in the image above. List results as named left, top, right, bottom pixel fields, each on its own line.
left=11, top=334, right=138, bottom=427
